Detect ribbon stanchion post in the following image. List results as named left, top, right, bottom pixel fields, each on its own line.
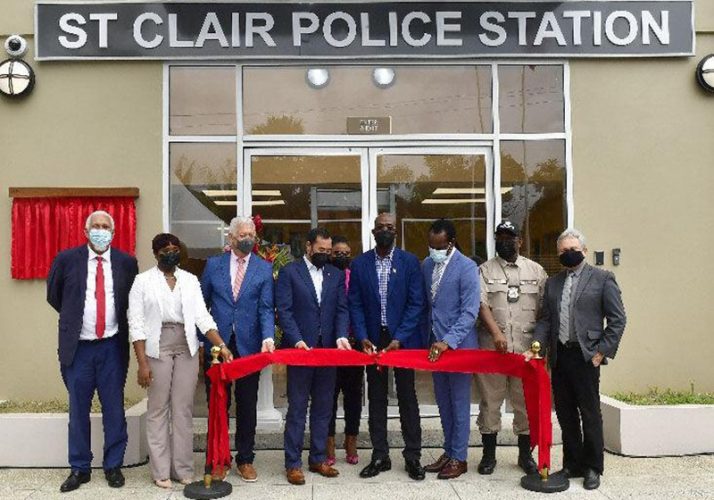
left=184, top=347, right=234, bottom=500
left=198, top=346, right=560, bottom=497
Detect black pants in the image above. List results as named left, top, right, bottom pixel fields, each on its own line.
left=366, top=365, right=422, bottom=462
left=203, top=337, right=260, bottom=465
left=553, top=342, right=604, bottom=474
left=329, top=366, right=364, bottom=437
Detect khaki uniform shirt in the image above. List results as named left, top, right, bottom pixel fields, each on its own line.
left=479, top=255, right=548, bottom=353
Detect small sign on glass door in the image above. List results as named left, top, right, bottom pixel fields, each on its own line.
left=347, top=117, right=391, bottom=135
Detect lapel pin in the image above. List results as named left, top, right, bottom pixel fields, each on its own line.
left=392, top=268, right=396, bottom=273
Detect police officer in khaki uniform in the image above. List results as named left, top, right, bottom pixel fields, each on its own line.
left=475, top=221, right=547, bottom=476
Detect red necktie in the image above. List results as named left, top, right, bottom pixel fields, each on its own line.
left=95, top=256, right=106, bottom=339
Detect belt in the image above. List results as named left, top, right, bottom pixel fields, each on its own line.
left=559, top=340, right=580, bottom=349
left=79, top=334, right=117, bottom=343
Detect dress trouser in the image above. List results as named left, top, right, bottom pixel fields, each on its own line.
left=61, top=335, right=128, bottom=473
left=552, top=342, right=604, bottom=474
left=146, top=323, right=198, bottom=481
left=284, top=366, right=337, bottom=469
left=433, top=371, right=472, bottom=461
left=203, top=336, right=260, bottom=465
left=475, top=372, right=530, bottom=435
left=328, top=366, right=364, bottom=437
left=366, top=365, right=422, bottom=462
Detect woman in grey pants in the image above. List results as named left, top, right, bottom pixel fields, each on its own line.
left=128, top=233, right=232, bottom=489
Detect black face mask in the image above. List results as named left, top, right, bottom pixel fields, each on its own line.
left=374, top=230, right=395, bottom=249
left=559, top=249, right=585, bottom=268
left=310, top=252, right=330, bottom=269
left=332, top=255, right=350, bottom=270
left=158, top=251, right=180, bottom=268
left=495, top=240, right=518, bottom=261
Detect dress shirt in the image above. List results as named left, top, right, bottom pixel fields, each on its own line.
left=157, top=268, right=184, bottom=324
left=230, top=250, right=251, bottom=287
left=375, top=246, right=395, bottom=326
left=80, top=246, right=118, bottom=340
left=303, top=255, right=324, bottom=305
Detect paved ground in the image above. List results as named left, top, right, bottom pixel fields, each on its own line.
left=2, top=446, right=714, bottom=500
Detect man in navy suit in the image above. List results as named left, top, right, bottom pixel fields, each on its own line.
left=47, top=210, right=138, bottom=493
left=349, top=213, right=426, bottom=481
left=422, top=219, right=480, bottom=479
left=200, top=216, right=275, bottom=482
left=276, top=227, right=350, bottom=485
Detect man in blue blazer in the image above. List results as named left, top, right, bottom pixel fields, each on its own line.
left=200, top=216, right=275, bottom=482
left=422, top=219, right=480, bottom=480
left=349, top=213, right=426, bottom=481
left=276, top=227, right=350, bottom=485
left=47, top=211, right=138, bottom=493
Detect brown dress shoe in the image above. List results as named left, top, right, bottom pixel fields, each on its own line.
left=308, top=462, right=340, bottom=477
left=437, top=459, right=468, bottom=480
left=237, top=463, right=257, bottom=482
left=424, top=453, right=450, bottom=473
left=286, top=468, right=305, bottom=485
left=326, top=436, right=336, bottom=465
left=344, top=434, right=359, bottom=464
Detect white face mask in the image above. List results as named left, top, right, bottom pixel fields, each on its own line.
left=88, top=228, right=113, bottom=252
left=429, top=247, right=449, bottom=264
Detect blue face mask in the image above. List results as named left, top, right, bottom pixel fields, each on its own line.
left=88, top=228, right=113, bottom=252
left=429, top=247, right=449, bottom=264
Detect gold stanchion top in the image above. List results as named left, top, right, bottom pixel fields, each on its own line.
left=210, top=346, right=222, bottom=365
left=531, top=341, right=543, bottom=360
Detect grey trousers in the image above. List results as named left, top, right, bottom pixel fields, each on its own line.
left=146, top=323, right=198, bottom=481
left=475, top=373, right=530, bottom=435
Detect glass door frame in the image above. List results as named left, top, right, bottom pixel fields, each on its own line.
left=243, top=145, right=495, bottom=257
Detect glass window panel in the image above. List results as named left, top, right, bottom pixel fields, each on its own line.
left=251, top=155, right=364, bottom=258
left=169, top=142, right=237, bottom=276
left=499, top=65, right=564, bottom=134
left=243, top=66, right=492, bottom=135
left=500, top=140, right=566, bottom=275
left=170, top=66, right=236, bottom=136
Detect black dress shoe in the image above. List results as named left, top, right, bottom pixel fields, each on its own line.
left=583, top=468, right=601, bottom=490
left=60, top=471, right=91, bottom=492
left=105, top=468, right=125, bottom=488
left=404, top=459, right=425, bottom=481
left=477, top=456, right=496, bottom=475
left=517, top=454, right=538, bottom=475
left=554, top=467, right=584, bottom=479
left=359, top=457, right=392, bottom=478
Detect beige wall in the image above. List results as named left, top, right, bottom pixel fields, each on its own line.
left=570, top=34, right=714, bottom=394
left=0, top=41, right=162, bottom=401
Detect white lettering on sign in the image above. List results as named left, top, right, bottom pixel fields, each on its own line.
left=89, top=13, right=118, bottom=49
left=58, top=13, right=88, bottom=49
left=133, top=12, right=163, bottom=49
left=323, top=11, right=357, bottom=48
left=479, top=12, right=507, bottom=47
left=507, top=11, right=536, bottom=46
left=563, top=10, right=591, bottom=46
left=245, top=13, right=276, bottom=47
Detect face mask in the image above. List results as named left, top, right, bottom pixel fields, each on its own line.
left=88, top=229, right=113, bottom=252
left=496, top=240, right=518, bottom=261
left=310, top=252, right=330, bottom=269
left=332, top=255, right=350, bottom=270
left=235, top=238, right=255, bottom=254
left=429, top=247, right=449, bottom=264
left=374, top=230, right=395, bottom=249
left=158, top=251, right=180, bottom=268
left=559, top=249, right=585, bottom=268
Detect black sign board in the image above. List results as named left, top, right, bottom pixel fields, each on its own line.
left=35, top=1, right=695, bottom=60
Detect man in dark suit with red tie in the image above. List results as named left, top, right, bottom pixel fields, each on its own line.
left=47, top=211, right=138, bottom=493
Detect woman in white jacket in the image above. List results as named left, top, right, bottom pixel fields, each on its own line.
left=128, top=233, right=232, bottom=489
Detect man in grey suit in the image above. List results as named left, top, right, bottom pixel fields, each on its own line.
left=525, top=228, right=626, bottom=490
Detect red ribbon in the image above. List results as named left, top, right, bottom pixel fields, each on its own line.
left=206, top=349, right=552, bottom=474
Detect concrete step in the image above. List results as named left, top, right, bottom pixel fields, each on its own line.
left=192, top=411, right=561, bottom=452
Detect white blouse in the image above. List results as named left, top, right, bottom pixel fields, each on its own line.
left=128, top=266, right=218, bottom=358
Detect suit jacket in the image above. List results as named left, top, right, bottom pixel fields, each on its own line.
left=200, top=252, right=275, bottom=356
left=534, top=263, right=626, bottom=368
left=423, top=249, right=480, bottom=349
left=348, top=247, right=426, bottom=349
left=275, top=259, right=349, bottom=349
left=47, top=245, right=138, bottom=367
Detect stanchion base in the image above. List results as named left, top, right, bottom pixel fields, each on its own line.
left=520, top=473, right=570, bottom=493
left=183, top=480, right=233, bottom=499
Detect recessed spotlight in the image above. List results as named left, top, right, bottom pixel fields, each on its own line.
left=372, top=67, right=396, bottom=89
left=306, top=68, right=330, bottom=89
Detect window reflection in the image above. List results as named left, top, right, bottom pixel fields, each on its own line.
left=243, top=66, right=492, bottom=135
left=499, top=65, right=564, bottom=134
left=501, top=140, right=566, bottom=275
left=169, top=142, right=237, bottom=276
left=169, top=67, right=236, bottom=136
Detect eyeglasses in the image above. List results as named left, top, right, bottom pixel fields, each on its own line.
left=333, top=251, right=350, bottom=258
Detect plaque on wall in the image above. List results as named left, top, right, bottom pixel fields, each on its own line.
left=347, top=117, right=392, bottom=135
